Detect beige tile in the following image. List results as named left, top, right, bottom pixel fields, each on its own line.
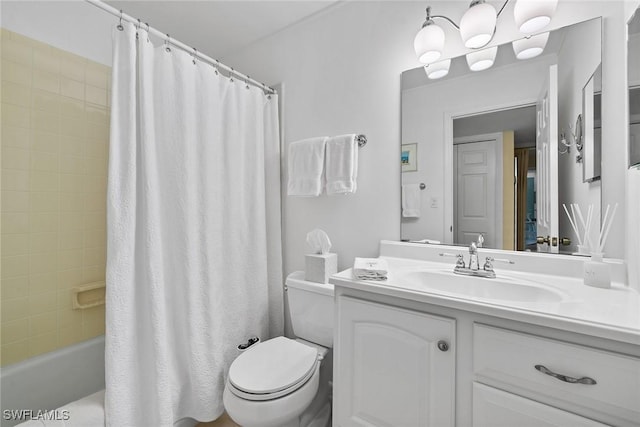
left=31, top=110, right=60, bottom=134
left=1, top=318, right=29, bottom=343
left=32, top=131, right=60, bottom=153
left=85, top=85, right=107, bottom=106
left=1, top=340, right=29, bottom=366
left=85, top=103, right=108, bottom=124
left=2, top=103, right=30, bottom=128
left=2, top=190, right=29, bottom=212
left=1, top=297, right=28, bottom=322
left=60, top=231, right=83, bottom=250
left=33, top=69, right=60, bottom=94
left=59, top=192, right=84, bottom=212
left=84, top=229, right=105, bottom=248
left=58, top=323, right=83, bottom=347
left=30, top=171, right=59, bottom=192
left=83, top=246, right=105, bottom=267
left=85, top=141, right=107, bottom=159
left=58, top=249, right=83, bottom=270
left=29, top=232, right=58, bottom=253
left=1, top=212, right=30, bottom=234
left=60, top=95, right=84, bottom=117
left=30, top=192, right=58, bottom=212
left=1, top=233, right=29, bottom=256
left=28, top=331, right=57, bottom=357
left=2, top=169, right=29, bottom=191
left=30, top=212, right=59, bottom=233
left=32, top=89, right=61, bottom=113
left=197, top=413, right=240, bottom=427
left=85, top=62, right=108, bottom=89
left=81, top=304, right=105, bottom=339
left=9, top=31, right=45, bottom=48
left=60, top=173, right=84, bottom=193
left=60, top=77, right=84, bottom=100
left=2, top=125, right=31, bottom=149
left=29, top=251, right=58, bottom=274
left=33, top=47, right=60, bottom=73
left=59, top=136, right=85, bottom=156
left=28, top=307, right=57, bottom=332
left=1, top=59, right=32, bottom=86
left=59, top=54, right=85, bottom=81
left=2, top=146, right=30, bottom=170
left=59, top=155, right=84, bottom=174
left=29, top=273, right=58, bottom=295
left=1, top=276, right=28, bottom=300
left=1, top=254, right=29, bottom=279
left=82, top=265, right=105, bottom=283
left=86, top=121, right=109, bottom=142
left=57, top=268, right=84, bottom=290
left=84, top=212, right=106, bottom=231
left=1, top=38, right=32, bottom=65
left=31, top=151, right=59, bottom=173
left=60, top=115, right=86, bottom=138
left=58, top=304, right=82, bottom=324
left=84, top=191, right=106, bottom=213
left=82, top=175, right=107, bottom=194
left=2, top=81, right=31, bottom=107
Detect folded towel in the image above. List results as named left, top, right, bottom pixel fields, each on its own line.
left=287, top=137, right=328, bottom=197
left=353, top=257, right=388, bottom=281
left=402, top=184, right=421, bottom=218
left=325, top=134, right=358, bottom=195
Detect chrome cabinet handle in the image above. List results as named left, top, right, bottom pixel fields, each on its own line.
left=534, top=365, right=597, bottom=385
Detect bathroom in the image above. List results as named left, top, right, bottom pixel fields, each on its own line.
left=1, top=0, right=639, bottom=426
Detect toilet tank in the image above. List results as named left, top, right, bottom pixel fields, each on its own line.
left=286, top=271, right=334, bottom=348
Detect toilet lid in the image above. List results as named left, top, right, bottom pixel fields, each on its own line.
left=228, top=336, right=318, bottom=395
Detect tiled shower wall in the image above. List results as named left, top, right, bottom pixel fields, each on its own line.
left=1, top=29, right=109, bottom=366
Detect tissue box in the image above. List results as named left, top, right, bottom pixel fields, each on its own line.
left=305, top=253, right=337, bottom=284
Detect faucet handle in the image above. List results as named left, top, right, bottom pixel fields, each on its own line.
left=439, top=252, right=465, bottom=268
left=483, top=256, right=515, bottom=271
left=477, top=234, right=484, bottom=248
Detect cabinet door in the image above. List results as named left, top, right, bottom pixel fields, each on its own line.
left=334, top=296, right=455, bottom=427
left=473, top=383, right=609, bottom=427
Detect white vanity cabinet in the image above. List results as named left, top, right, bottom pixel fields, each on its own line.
left=333, top=295, right=456, bottom=427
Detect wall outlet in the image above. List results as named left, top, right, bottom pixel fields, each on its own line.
left=430, top=197, right=438, bottom=208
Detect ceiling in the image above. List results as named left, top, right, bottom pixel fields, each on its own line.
left=106, top=1, right=341, bottom=59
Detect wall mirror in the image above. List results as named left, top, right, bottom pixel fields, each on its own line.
left=630, top=6, right=640, bottom=168
left=401, top=17, right=602, bottom=255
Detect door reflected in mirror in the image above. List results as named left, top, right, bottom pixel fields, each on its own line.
left=629, top=7, right=640, bottom=168
left=401, top=17, right=602, bottom=255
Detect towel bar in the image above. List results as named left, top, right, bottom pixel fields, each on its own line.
left=72, top=281, right=106, bottom=310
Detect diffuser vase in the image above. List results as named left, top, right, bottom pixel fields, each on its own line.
left=583, top=252, right=611, bottom=289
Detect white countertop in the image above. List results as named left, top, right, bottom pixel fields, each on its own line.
left=331, top=255, right=640, bottom=346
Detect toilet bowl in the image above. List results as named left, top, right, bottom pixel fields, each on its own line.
left=223, top=272, right=334, bottom=427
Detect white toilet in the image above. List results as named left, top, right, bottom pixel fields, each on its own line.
left=223, top=271, right=334, bottom=427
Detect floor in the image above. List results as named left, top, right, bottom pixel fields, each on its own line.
left=197, top=412, right=240, bottom=427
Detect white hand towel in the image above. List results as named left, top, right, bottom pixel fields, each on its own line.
left=402, top=184, right=421, bottom=218
left=353, top=257, right=388, bottom=281
left=287, top=137, right=328, bottom=197
left=325, top=134, right=358, bottom=195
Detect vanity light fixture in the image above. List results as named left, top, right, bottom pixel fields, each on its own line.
left=466, top=46, right=498, bottom=71
left=514, top=0, right=558, bottom=34
left=424, top=58, right=452, bottom=79
left=414, top=0, right=557, bottom=64
left=512, top=32, right=549, bottom=59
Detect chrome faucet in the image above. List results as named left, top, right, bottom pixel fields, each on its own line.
left=439, top=241, right=515, bottom=279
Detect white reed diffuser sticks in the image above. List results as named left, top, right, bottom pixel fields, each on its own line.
left=562, top=203, right=619, bottom=255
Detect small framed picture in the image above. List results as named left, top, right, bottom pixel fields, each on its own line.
left=401, top=143, right=417, bottom=172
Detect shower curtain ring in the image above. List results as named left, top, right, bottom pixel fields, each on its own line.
left=117, top=10, right=124, bottom=31
left=165, top=34, right=171, bottom=52
left=192, top=47, right=197, bottom=65
left=245, top=76, right=250, bottom=90
left=135, top=18, right=141, bottom=39
left=213, top=59, right=220, bottom=75
left=229, top=68, right=234, bottom=82
left=145, top=23, right=150, bottom=42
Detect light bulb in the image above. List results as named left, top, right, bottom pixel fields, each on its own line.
left=512, top=32, right=549, bottom=60
left=414, top=22, right=445, bottom=64
left=466, top=46, right=498, bottom=71
left=514, top=0, right=558, bottom=34
left=460, top=1, right=497, bottom=49
left=425, top=58, right=451, bottom=79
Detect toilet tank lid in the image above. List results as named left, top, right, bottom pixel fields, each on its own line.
left=286, top=271, right=334, bottom=296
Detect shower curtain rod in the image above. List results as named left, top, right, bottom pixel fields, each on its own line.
left=84, top=0, right=277, bottom=95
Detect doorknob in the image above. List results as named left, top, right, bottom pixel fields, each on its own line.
left=437, top=340, right=449, bottom=352
left=560, top=237, right=571, bottom=246
left=536, top=236, right=550, bottom=245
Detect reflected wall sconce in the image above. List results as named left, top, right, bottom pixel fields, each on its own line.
left=424, top=58, right=452, bottom=79
left=414, top=0, right=558, bottom=72
left=560, top=114, right=584, bottom=163
left=466, top=46, right=498, bottom=71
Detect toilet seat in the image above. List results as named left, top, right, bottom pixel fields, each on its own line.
left=228, top=336, right=320, bottom=401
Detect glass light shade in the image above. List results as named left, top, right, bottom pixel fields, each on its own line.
left=460, top=2, right=497, bottom=49
left=414, top=22, right=445, bottom=64
left=512, top=32, right=549, bottom=59
left=466, top=46, right=498, bottom=71
left=514, top=0, right=558, bottom=34
left=425, top=58, right=451, bottom=79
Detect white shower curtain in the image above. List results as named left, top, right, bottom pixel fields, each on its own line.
left=106, top=22, right=283, bottom=426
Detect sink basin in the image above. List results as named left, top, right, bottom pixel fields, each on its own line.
left=396, top=270, right=565, bottom=303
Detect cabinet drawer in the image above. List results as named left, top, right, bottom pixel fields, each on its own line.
left=473, top=324, right=640, bottom=426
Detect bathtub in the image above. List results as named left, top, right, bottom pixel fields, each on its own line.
left=1, top=336, right=105, bottom=427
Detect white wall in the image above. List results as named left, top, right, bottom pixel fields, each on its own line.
left=0, top=1, right=113, bottom=66
left=557, top=18, right=602, bottom=253
left=400, top=53, right=557, bottom=242
left=224, top=0, right=632, bottom=272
